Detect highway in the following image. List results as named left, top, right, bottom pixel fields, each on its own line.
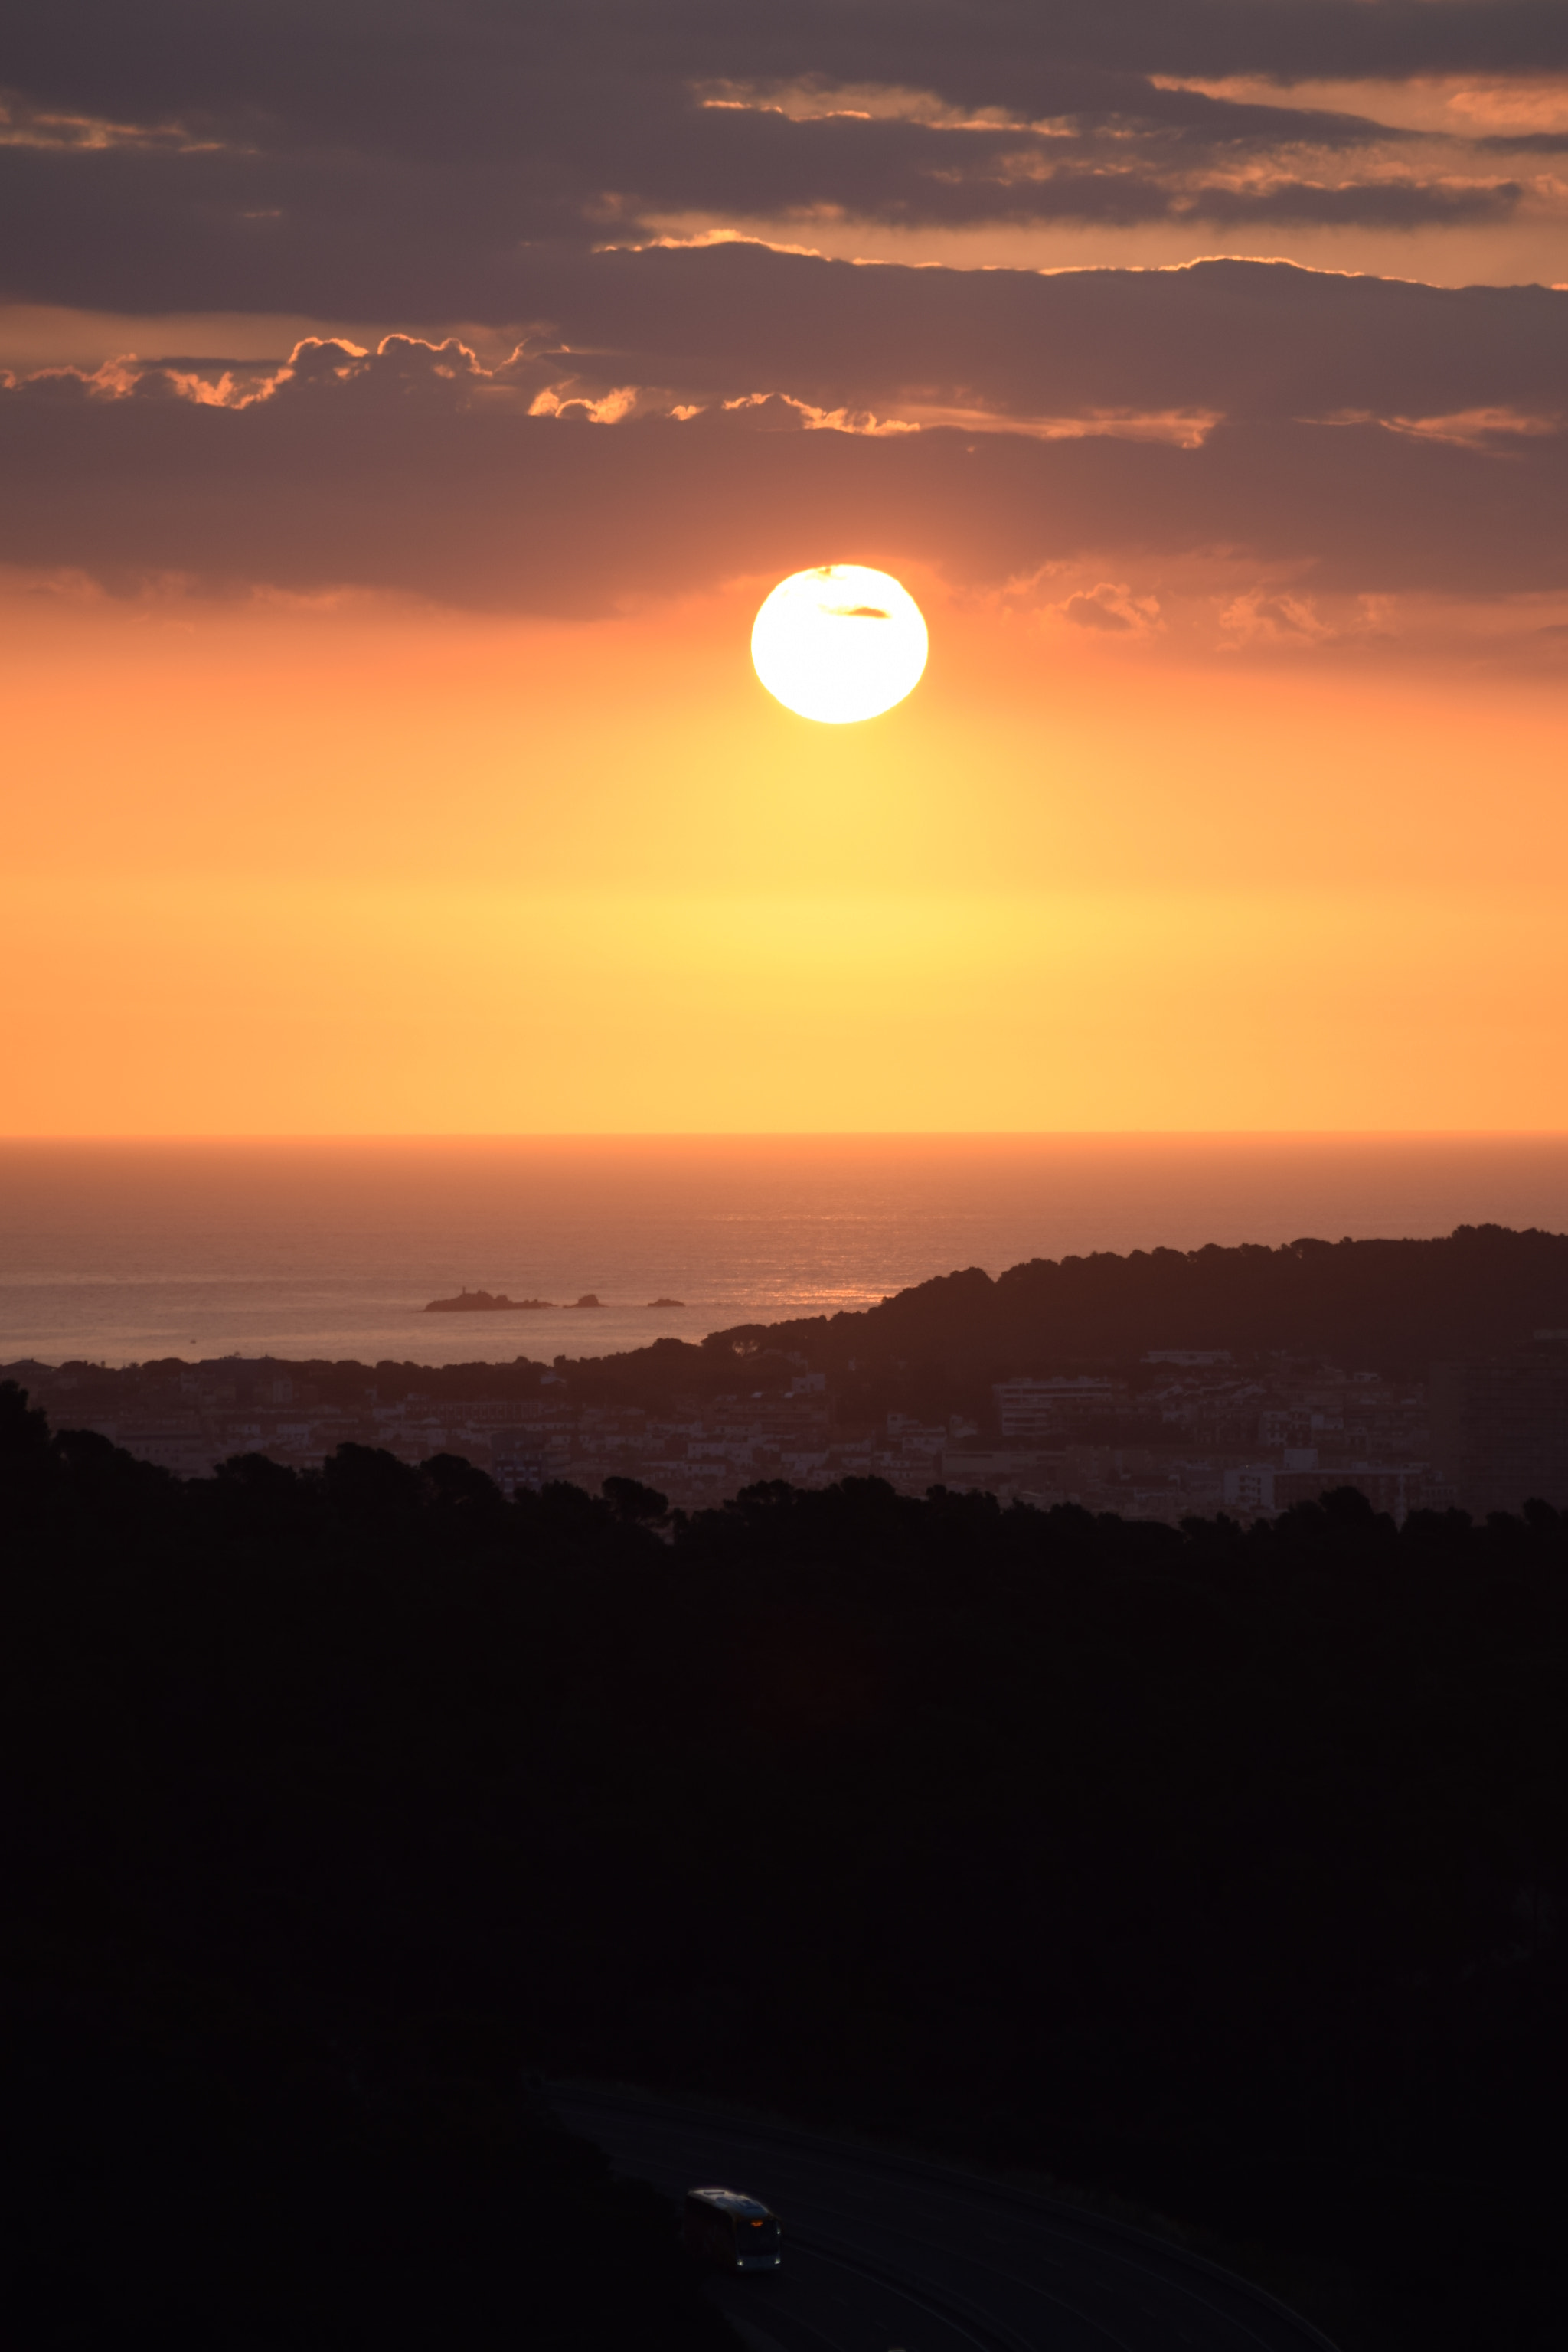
left=553, top=2086, right=1340, bottom=2352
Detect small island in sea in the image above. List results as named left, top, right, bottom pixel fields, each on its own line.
left=423, top=1289, right=607, bottom=1312
left=423, top=1289, right=554, bottom=1313
left=647, top=1297, right=685, bottom=1308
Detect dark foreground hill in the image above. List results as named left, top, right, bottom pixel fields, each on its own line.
left=704, top=1222, right=1568, bottom=1379
left=3, top=1380, right=1566, bottom=2350
left=4, top=2007, right=730, bottom=2352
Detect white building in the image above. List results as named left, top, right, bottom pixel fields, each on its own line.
left=993, top=1377, right=1119, bottom=1440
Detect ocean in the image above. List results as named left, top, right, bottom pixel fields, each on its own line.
left=3, top=1134, right=1568, bottom=1370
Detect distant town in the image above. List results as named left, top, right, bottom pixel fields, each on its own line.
left=8, top=1333, right=1566, bottom=1524
left=12, top=1228, right=1568, bottom=1522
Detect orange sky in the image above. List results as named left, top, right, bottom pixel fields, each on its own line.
left=5, top=13, right=1568, bottom=1136
left=6, top=575, right=1566, bottom=1133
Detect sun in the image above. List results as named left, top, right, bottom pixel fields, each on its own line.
left=751, top=565, right=929, bottom=724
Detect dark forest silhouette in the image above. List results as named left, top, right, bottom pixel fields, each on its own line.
left=3, top=1377, right=1565, bottom=2349
left=704, top=1223, right=1568, bottom=1379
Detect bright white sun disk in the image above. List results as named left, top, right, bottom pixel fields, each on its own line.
left=751, top=565, right=928, bottom=724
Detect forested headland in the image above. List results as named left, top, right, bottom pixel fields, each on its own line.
left=701, top=1222, right=1568, bottom=1382
left=3, top=1377, right=1565, bottom=2349
left=18, top=1221, right=1566, bottom=1439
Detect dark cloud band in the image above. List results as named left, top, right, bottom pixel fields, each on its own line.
left=1, top=3, right=1560, bottom=319
left=2, top=323, right=1563, bottom=616
left=477, top=245, right=1568, bottom=430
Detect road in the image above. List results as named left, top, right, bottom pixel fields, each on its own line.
left=552, top=2086, right=1339, bottom=2352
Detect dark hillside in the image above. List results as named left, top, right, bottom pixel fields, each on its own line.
left=705, top=1223, right=1568, bottom=1377
left=4, top=2002, right=729, bottom=2352
left=3, top=1380, right=1566, bottom=2350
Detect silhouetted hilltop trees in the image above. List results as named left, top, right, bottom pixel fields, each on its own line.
left=705, top=1223, right=1568, bottom=1380
left=516, top=1221, right=1568, bottom=1400
left=3, top=1377, right=1566, bottom=2350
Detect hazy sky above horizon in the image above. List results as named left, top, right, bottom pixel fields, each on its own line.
left=6, top=3, right=1568, bottom=1135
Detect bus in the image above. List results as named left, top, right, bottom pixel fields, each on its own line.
left=682, top=2186, right=782, bottom=2272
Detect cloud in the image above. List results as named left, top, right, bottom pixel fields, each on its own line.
left=0, top=5, right=1563, bottom=317
left=532, top=244, right=1568, bottom=430
left=11, top=7, right=1568, bottom=147
left=1218, top=586, right=1333, bottom=645
left=2, top=322, right=1565, bottom=625
left=4, top=8, right=1567, bottom=649
left=1059, top=582, right=1162, bottom=633
left=45, top=243, right=1568, bottom=453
